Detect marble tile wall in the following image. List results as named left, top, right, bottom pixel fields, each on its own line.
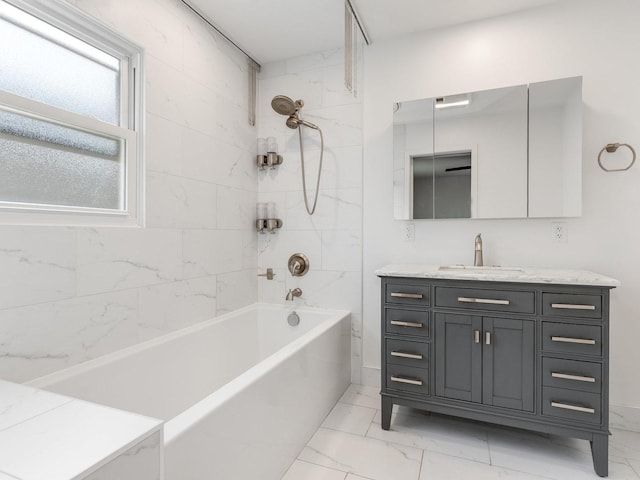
left=0, top=0, right=258, bottom=383
left=257, top=45, right=365, bottom=382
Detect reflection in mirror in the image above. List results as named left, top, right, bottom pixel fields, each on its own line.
left=528, top=76, right=582, bottom=217
left=413, top=151, right=471, bottom=219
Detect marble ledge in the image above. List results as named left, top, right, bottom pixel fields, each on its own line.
left=0, top=379, right=162, bottom=480
left=376, top=264, right=620, bottom=287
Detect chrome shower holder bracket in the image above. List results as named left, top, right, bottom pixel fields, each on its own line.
left=256, top=152, right=283, bottom=170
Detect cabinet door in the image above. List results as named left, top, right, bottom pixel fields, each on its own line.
left=435, top=313, right=482, bottom=403
left=482, top=317, right=534, bottom=412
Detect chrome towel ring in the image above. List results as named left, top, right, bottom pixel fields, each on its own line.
left=598, top=143, right=636, bottom=172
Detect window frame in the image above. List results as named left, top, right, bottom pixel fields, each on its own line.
left=0, top=0, right=144, bottom=227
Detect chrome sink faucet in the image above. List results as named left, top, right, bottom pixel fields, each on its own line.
left=474, top=234, right=483, bottom=267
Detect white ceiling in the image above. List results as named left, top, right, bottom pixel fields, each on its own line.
left=186, top=0, right=569, bottom=64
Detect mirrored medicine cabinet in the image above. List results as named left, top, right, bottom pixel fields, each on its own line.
left=393, top=76, right=582, bottom=220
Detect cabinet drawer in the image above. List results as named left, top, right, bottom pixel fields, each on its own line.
left=385, top=364, right=429, bottom=396
left=542, top=322, right=602, bottom=357
left=542, top=386, right=602, bottom=425
left=435, top=287, right=534, bottom=314
left=386, top=339, right=429, bottom=369
left=385, top=283, right=430, bottom=306
left=385, top=308, right=429, bottom=338
left=542, top=357, right=602, bottom=394
left=542, top=293, right=602, bottom=319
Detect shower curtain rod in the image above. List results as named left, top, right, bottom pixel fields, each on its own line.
left=180, top=0, right=261, bottom=68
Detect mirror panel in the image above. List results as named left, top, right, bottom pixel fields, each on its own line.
left=528, top=76, right=582, bottom=217
left=434, top=85, right=528, bottom=219
left=393, top=77, right=582, bottom=220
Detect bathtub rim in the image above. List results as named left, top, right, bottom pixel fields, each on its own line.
left=26, top=303, right=350, bottom=392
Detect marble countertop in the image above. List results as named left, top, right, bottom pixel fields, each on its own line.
left=0, top=379, right=162, bottom=480
left=376, top=264, right=620, bottom=287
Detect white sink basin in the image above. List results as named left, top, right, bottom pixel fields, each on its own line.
left=438, top=265, right=525, bottom=274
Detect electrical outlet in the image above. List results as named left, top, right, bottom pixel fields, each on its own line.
left=552, top=222, right=568, bottom=243
left=402, top=222, right=415, bottom=242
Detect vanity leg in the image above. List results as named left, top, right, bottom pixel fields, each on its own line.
left=590, top=433, right=609, bottom=477
left=381, top=395, right=392, bottom=430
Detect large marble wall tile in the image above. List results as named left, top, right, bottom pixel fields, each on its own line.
left=146, top=171, right=217, bottom=229
left=321, top=230, right=362, bottom=272
left=0, top=290, right=138, bottom=383
left=74, top=0, right=184, bottom=69
left=182, top=20, right=247, bottom=108
left=146, top=113, right=182, bottom=176
left=0, top=227, right=76, bottom=310
left=77, top=228, right=182, bottom=296
left=217, top=186, right=257, bottom=229
left=216, top=269, right=258, bottom=315
left=286, top=48, right=344, bottom=74
left=285, top=188, right=362, bottom=231
left=259, top=69, right=323, bottom=117
left=305, top=104, right=363, bottom=148
left=182, top=128, right=256, bottom=189
left=145, top=55, right=189, bottom=126
left=322, top=63, right=361, bottom=108
left=183, top=229, right=256, bottom=278
left=138, top=276, right=217, bottom=338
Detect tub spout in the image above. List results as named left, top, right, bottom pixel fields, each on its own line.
left=286, top=288, right=302, bottom=301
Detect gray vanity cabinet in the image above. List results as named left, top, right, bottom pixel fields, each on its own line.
left=434, top=313, right=534, bottom=411
left=380, top=275, right=613, bottom=477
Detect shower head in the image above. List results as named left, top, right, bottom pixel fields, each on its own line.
left=271, top=95, right=302, bottom=116
left=272, top=95, right=318, bottom=130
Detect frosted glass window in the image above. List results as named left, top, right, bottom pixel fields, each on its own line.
left=0, top=0, right=142, bottom=225
left=0, top=2, right=120, bottom=125
left=0, top=109, right=124, bottom=210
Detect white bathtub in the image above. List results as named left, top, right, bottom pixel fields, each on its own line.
left=28, top=303, right=351, bottom=480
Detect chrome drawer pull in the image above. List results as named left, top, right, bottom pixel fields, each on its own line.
left=551, top=303, right=596, bottom=311
left=551, top=372, right=596, bottom=383
left=390, top=375, right=423, bottom=386
left=391, top=292, right=424, bottom=299
left=390, top=320, right=423, bottom=328
left=551, top=401, right=595, bottom=414
left=458, top=296, right=510, bottom=305
left=390, top=351, right=423, bottom=360
left=551, top=336, right=596, bottom=345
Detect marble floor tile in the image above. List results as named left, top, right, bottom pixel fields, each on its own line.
left=419, top=450, right=548, bottom=480
left=345, top=475, right=374, bottom=480
left=281, top=460, right=347, bottom=480
left=299, top=427, right=422, bottom=480
left=338, top=384, right=380, bottom=410
left=488, top=426, right=638, bottom=479
left=321, top=402, right=376, bottom=436
left=368, top=409, right=491, bottom=464
left=629, top=458, right=640, bottom=477
left=611, top=428, right=640, bottom=461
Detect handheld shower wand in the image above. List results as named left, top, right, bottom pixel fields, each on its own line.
left=271, top=95, right=324, bottom=215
